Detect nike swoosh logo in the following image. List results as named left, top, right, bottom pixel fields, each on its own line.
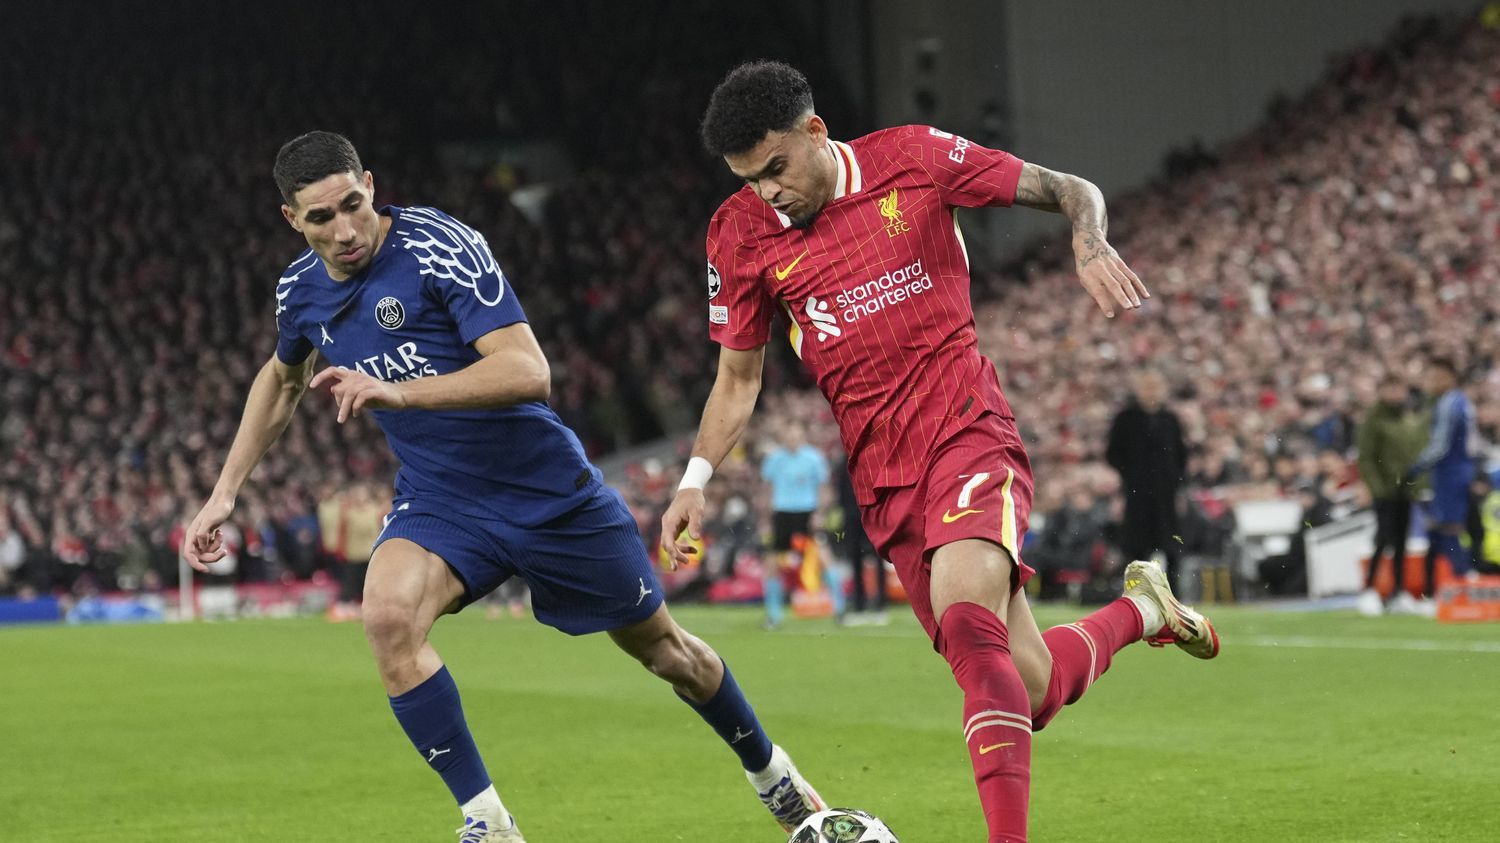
left=774, top=249, right=810, bottom=281
left=979, top=742, right=1015, bottom=755
left=942, top=508, right=984, bottom=523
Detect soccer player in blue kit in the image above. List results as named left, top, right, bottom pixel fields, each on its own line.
left=1407, top=356, right=1479, bottom=598
left=181, top=132, right=825, bottom=842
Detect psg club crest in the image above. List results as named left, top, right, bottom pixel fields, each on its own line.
left=707, top=261, right=722, bottom=299
left=375, top=296, right=405, bottom=330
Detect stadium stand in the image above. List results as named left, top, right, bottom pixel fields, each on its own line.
left=0, top=7, right=1495, bottom=601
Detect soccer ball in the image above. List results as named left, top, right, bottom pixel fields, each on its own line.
left=789, top=808, right=900, bottom=843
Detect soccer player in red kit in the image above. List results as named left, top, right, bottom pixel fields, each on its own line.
left=660, top=61, right=1220, bottom=842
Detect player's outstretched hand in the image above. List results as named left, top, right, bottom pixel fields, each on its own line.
left=660, top=489, right=706, bottom=570
left=1072, top=231, right=1149, bottom=318
left=309, top=366, right=408, bottom=423
left=181, top=496, right=234, bottom=573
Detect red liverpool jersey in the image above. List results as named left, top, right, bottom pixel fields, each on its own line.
left=706, top=125, right=1025, bottom=504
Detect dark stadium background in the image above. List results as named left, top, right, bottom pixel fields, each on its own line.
left=2, top=0, right=1495, bottom=606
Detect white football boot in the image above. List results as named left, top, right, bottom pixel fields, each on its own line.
left=748, top=744, right=828, bottom=832
left=1124, top=560, right=1221, bottom=659
left=456, top=812, right=525, bottom=842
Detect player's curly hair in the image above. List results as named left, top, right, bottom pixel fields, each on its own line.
left=700, top=60, right=815, bottom=156
left=273, top=131, right=363, bottom=205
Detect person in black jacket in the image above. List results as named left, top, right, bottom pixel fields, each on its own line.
left=834, top=456, right=888, bottom=625
left=1106, top=371, right=1189, bottom=588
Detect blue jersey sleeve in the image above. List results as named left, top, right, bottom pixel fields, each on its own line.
left=275, top=314, right=313, bottom=365
left=401, top=208, right=527, bottom=346
left=436, top=264, right=527, bottom=346
left=1411, top=392, right=1458, bottom=475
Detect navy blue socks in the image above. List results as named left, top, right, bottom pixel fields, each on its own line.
left=389, top=665, right=492, bottom=805
left=679, top=661, right=775, bottom=772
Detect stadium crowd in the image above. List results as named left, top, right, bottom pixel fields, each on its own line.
left=1, top=7, right=1496, bottom=599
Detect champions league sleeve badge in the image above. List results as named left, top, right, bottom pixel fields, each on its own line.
left=707, top=261, right=722, bottom=299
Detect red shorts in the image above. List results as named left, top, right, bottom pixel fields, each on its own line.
left=861, top=412, right=1036, bottom=642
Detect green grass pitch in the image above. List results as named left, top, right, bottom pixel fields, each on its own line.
left=4, top=604, right=1497, bottom=841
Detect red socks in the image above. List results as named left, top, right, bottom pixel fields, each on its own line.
left=1032, top=598, right=1144, bottom=730
left=938, top=599, right=1145, bottom=840
left=938, top=602, right=1032, bottom=843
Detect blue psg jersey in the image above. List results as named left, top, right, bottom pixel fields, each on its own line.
left=274, top=205, right=601, bottom=525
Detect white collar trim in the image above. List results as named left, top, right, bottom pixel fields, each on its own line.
left=829, top=139, right=862, bottom=200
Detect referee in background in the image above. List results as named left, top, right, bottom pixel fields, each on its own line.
left=759, top=422, right=829, bottom=628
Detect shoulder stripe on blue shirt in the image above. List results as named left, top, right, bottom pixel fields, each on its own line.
left=394, top=206, right=506, bottom=306
left=275, top=250, right=321, bottom=317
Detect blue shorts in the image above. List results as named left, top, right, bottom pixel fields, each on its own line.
left=1428, top=467, right=1474, bottom=525
left=374, top=486, right=664, bottom=635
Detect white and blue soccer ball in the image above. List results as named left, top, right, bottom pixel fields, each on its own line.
left=789, top=808, right=900, bottom=843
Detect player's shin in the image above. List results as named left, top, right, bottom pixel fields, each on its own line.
left=939, top=602, right=1032, bottom=843
left=389, top=665, right=502, bottom=813
left=1436, top=532, right=1472, bottom=576
left=677, top=659, right=774, bottom=772
left=764, top=568, right=787, bottom=628
left=1031, top=598, right=1145, bottom=729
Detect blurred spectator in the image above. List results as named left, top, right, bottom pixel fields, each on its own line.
left=1028, top=479, right=1112, bottom=600
left=316, top=482, right=345, bottom=572
left=833, top=458, right=888, bottom=625
left=0, top=512, right=24, bottom=594
left=1355, top=373, right=1427, bottom=615
left=329, top=482, right=389, bottom=620
left=1475, top=472, right=1500, bottom=575
left=1106, top=371, right=1188, bottom=586
left=699, top=463, right=762, bottom=585
left=1257, top=481, right=1333, bottom=597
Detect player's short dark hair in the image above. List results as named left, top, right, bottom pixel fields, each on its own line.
left=273, top=131, right=363, bottom=205
left=700, top=60, right=815, bottom=156
left=1429, top=356, right=1458, bottom=376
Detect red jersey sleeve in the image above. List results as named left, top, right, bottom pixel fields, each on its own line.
left=900, top=125, right=1024, bottom=209
left=705, top=212, right=774, bottom=350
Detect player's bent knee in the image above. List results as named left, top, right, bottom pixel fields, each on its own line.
left=361, top=599, right=422, bottom=652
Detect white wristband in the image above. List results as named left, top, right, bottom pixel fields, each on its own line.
left=677, top=457, right=714, bottom=492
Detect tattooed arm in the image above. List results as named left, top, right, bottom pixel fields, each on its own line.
left=1013, top=162, right=1148, bottom=317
